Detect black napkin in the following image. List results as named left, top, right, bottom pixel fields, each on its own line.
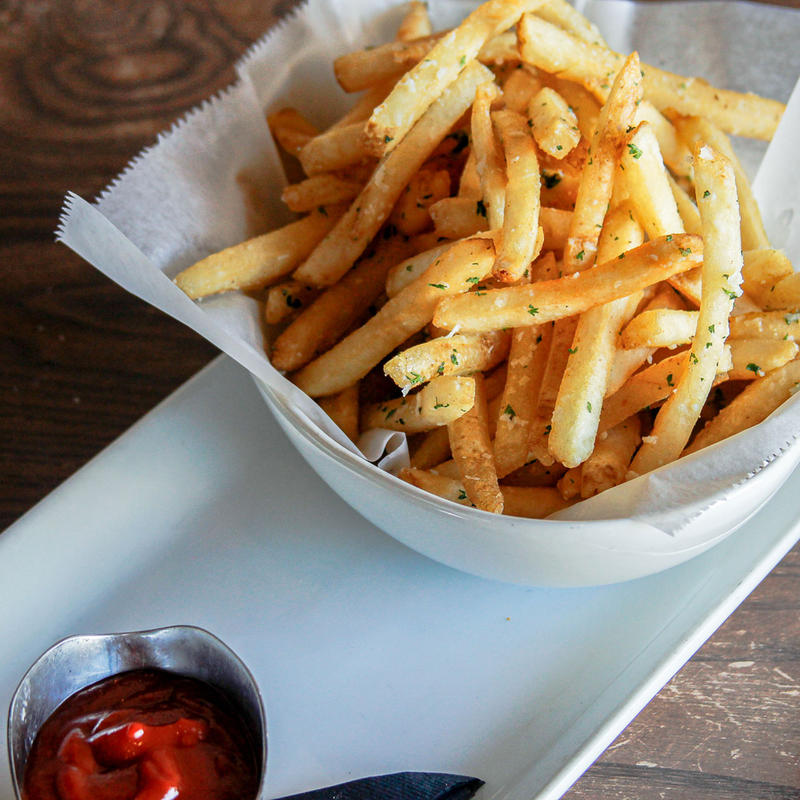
left=277, top=771, right=484, bottom=800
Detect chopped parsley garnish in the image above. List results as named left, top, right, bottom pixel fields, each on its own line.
left=785, top=312, right=800, bottom=325
left=429, top=282, right=448, bottom=290
left=689, top=352, right=699, bottom=364
left=746, top=362, right=761, bottom=374
left=433, top=400, right=450, bottom=409
left=437, top=362, right=445, bottom=376
left=407, top=372, right=422, bottom=385
left=679, top=247, right=692, bottom=256
left=627, top=142, right=643, bottom=159
left=666, top=373, right=674, bottom=387
left=504, top=404, right=516, bottom=418
left=527, top=304, right=539, bottom=316
left=384, top=135, right=393, bottom=143
left=317, top=205, right=328, bottom=216
left=450, top=351, right=459, bottom=365
left=568, top=346, right=578, bottom=354
left=466, top=276, right=480, bottom=284
left=385, top=408, right=397, bottom=419
left=586, top=401, right=592, bottom=412
left=722, top=288, right=738, bottom=300
left=476, top=199, right=487, bottom=217
left=576, top=250, right=585, bottom=261
left=703, top=190, right=711, bottom=197
left=708, top=323, right=715, bottom=333
left=457, top=489, right=468, bottom=500
left=459, top=54, right=466, bottom=66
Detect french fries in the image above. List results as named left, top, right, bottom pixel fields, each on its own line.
left=175, top=0, right=795, bottom=518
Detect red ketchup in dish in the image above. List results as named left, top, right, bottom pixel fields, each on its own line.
left=22, top=669, right=260, bottom=800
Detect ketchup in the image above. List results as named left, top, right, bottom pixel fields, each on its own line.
left=22, top=669, right=260, bottom=800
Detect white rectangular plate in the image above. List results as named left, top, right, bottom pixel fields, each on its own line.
left=2, top=356, right=798, bottom=800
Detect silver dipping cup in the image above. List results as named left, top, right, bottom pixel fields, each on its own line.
left=7, top=625, right=266, bottom=799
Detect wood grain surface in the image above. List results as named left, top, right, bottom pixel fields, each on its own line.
left=1, top=1, right=798, bottom=798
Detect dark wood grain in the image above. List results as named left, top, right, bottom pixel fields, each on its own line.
left=1, top=2, right=798, bottom=798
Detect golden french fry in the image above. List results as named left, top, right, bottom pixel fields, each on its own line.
left=384, top=331, right=511, bottom=389
left=501, top=66, right=543, bottom=113
left=410, top=426, right=452, bottom=469
left=334, top=34, right=443, bottom=93
left=620, top=308, right=698, bottom=349
left=281, top=173, right=364, bottom=213
left=527, top=87, right=581, bottom=159
left=265, top=280, right=319, bottom=325
left=526, top=317, right=572, bottom=466
left=547, top=77, right=600, bottom=140
left=298, top=123, right=373, bottom=176
left=600, top=348, right=732, bottom=434
left=563, top=52, right=643, bottom=272
left=667, top=173, right=702, bottom=234
left=174, top=207, right=342, bottom=299
left=729, top=310, right=800, bottom=341
left=763, top=271, right=800, bottom=311
left=397, top=0, right=433, bottom=41
left=741, top=249, right=795, bottom=308
left=267, top=108, right=319, bottom=156
left=557, top=466, right=582, bottom=500
left=389, top=168, right=452, bottom=236
left=385, top=243, right=453, bottom=297
left=362, top=375, right=477, bottom=432
left=271, top=236, right=412, bottom=372
left=548, top=203, right=644, bottom=467
left=685, top=359, right=800, bottom=455
left=400, top=468, right=570, bottom=516
left=728, top=338, right=799, bottom=379
left=472, top=81, right=507, bottom=230
left=318, top=384, right=360, bottom=441
left=448, top=373, right=504, bottom=513
left=293, top=236, right=496, bottom=396
left=365, top=0, right=545, bottom=154
left=630, top=142, right=744, bottom=477
left=493, top=262, right=551, bottom=477
left=294, top=61, right=495, bottom=288
left=673, top=115, right=769, bottom=251
left=581, top=416, right=641, bottom=497
left=517, top=15, right=785, bottom=140
left=492, top=108, right=541, bottom=281
left=634, top=101, right=693, bottom=180
left=458, top=148, right=482, bottom=198
left=433, top=234, right=703, bottom=332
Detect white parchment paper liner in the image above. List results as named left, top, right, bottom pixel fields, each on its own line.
left=57, top=0, right=800, bottom=534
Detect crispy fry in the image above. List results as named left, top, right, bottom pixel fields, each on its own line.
left=685, top=359, right=800, bottom=455
left=630, top=143, right=743, bottom=476
left=620, top=309, right=698, bottom=349
left=741, top=249, right=795, bottom=308
left=517, top=15, right=785, bottom=140
left=365, top=0, right=545, bottom=154
left=299, top=123, right=374, bottom=176
left=535, top=0, right=606, bottom=45
left=400, top=467, right=570, bottom=516
left=174, top=207, right=342, bottom=299
left=600, top=349, right=733, bottom=434
left=763, top=271, right=800, bottom=312
left=667, top=173, right=702, bottom=235
left=281, top=173, right=364, bottom=212
left=318, top=384, right=360, bottom=441
left=730, top=310, right=800, bottom=341
left=580, top=416, right=641, bottom=497
left=267, top=108, right=319, bottom=156
left=385, top=242, right=453, bottom=297
left=397, top=0, right=433, bottom=41
left=384, top=331, right=511, bottom=389
left=557, top=466, right=583, bottom=500
left=294, top=61, right=494, bottom=288
left=265, top=280, right=319, bottom=325
left=271, top=236, right=412, bottom=372
left=673, top=115, right=769, bottom=251
left=433, top=234, right=703, bottom=332
left=472, top=81, right=507, bottom=229
left=634, top=101, right=693, bottom=180
left=547, top=77, right=599, bottom=140
left=492, top=108, right=541, bottom=281
left=389, top=168, right=451, bottom=236
left=501, top=66, right=543, bottom=113
left=549, top=203, right=644, bottom=467
left=410, top=426, right=452, bottom=469
left=728, top=338, right=799, bottom=380
left=293, top=236, right=496, bottom=395
left=361, top=375, right=477, bottom=432
left=527, top=87, right=580, bottom=159
left=448, top=373, right=504, bottom=513
left=563, top=52, right=642, bottom=272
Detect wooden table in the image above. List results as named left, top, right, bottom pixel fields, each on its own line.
left=1, top=2, right=798, bottom=797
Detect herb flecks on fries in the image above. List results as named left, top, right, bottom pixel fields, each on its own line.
left=174, top=0, right=793, bottom=517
